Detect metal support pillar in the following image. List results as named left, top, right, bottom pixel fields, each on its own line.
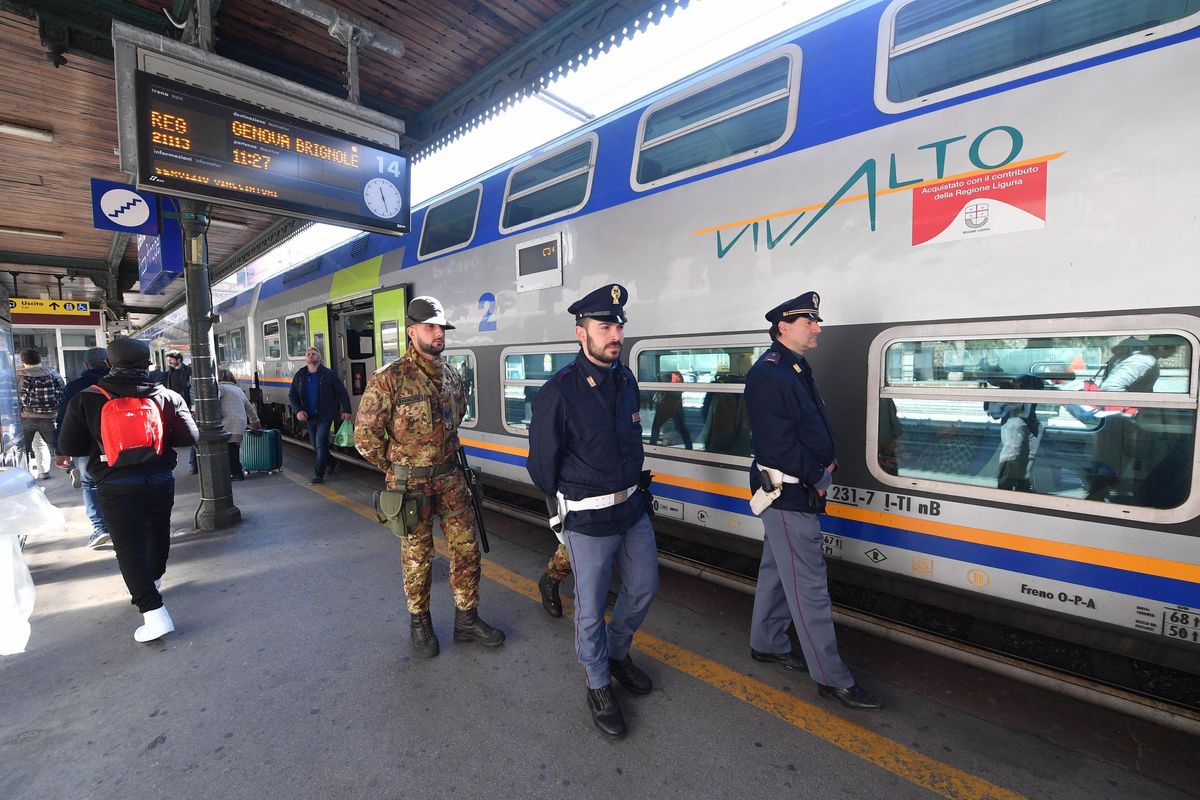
left=178, top=199, right=241, bottom=531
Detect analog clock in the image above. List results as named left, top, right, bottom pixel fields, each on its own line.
left=363, top=178, right=403, bottom=219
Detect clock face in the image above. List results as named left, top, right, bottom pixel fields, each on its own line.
left=363, top=178, right=403, bottom=219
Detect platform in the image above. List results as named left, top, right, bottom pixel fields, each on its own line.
left=2, top=446, right=1196, bottom=800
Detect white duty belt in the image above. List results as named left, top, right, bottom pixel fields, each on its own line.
left=749, top=467, right=800, bottom=515
left=548, top=483, right=640, bottom=542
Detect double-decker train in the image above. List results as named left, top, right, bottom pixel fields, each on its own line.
left=205, top=0, right=1200, bottom=701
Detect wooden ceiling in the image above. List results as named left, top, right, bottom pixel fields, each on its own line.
left=0, top=0, right=678, bottom=328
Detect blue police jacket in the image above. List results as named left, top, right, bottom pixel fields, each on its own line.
left=527, top=351, right=647, bottom=536
left=745, top=340, right=836, bottom=513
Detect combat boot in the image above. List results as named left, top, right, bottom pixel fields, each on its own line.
left=410, top=611, right=440, bottom=658
left=586, top=684, right=626, bottom=738
left=453, top=608, right=506, bottom=646
left=538, top=572, right=563, bottom=617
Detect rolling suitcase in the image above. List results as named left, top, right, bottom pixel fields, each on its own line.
left=241, top=429, right=283, bottom=474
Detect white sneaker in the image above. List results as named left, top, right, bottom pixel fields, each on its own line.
left=134, top=606, right=174, bottom=642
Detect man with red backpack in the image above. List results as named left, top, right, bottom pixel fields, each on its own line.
left=58, top=337, right=198, bottom=643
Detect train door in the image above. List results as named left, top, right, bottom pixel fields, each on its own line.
left=372, top=286, right=408, bottom=372
left=328, top=296, right=375, bottom=416
left=307, top=304, right=331, bottom=367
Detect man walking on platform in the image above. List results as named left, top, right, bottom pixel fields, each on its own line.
left=54, top=347, right=112, bottom=547
left=744, top=292, right=881, bottom=710
left=289, top=346, right=351, bottom=484
left=157, top=350, right=196, bottom=473
left=355, top=297, right=504, bottom=658
left=57, top=338, right=198, bottom=643
left=18, top=348, right=64, bottom=480
left=527, top=284, right=659, bottom=738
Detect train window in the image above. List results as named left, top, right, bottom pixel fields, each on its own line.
left=869, top=318, right=1200, bottom=523
left=262, top=320, right=281, bottom=360
left=632, top=47, right=800, bottom=190
left=418, top=185, right=482, bottom=259
left=445, top=351, right=478, bottom=427
left=501, top=137, right=596, bottom=232
left=878, top=0, right=1200, bottom=111
left=285, top=314, right=308, bottom=359
left=500, top=345, right=579, bottom=434
left=633, top=339, right=769, bottom=461
left=229, top=328, right=246, bottom=362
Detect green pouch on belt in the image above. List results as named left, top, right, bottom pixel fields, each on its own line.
left=374, top=489, right=409, bottom=538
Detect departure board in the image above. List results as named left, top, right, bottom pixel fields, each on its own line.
left=134, top=72, right=410, bottom=234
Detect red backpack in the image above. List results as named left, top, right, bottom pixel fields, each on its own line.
left=84, top=385, right=166, bottom=467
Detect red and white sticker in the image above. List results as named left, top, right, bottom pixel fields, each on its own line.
left=912, top=162, right=1048, bottom=246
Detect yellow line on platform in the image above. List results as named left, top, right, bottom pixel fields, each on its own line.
left=285, top=468, right=1025, bottom=800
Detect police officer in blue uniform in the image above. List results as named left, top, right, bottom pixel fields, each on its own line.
left=745, top=292, right=882, bottom=710
left=527, top=283, right=659, bottom=738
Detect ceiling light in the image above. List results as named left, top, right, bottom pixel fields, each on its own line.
left=0, top=122, right=54, bottom=143
left=0, top=226, right=64, bottom=239
left=209, top=218, right=250, bottom=230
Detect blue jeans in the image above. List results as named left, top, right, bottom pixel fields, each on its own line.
left=76, top=457, right=107, bottom=534
left=306, top=419, right=331, bottom=477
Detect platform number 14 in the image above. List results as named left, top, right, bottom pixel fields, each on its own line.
left=376, top=157, right=402, bottom=178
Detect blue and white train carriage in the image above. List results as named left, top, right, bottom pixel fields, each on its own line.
left=213, top=1, right=1200, bottom=686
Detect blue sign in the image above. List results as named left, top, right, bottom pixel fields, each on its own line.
left=136, top=216, right=184, bottom=295
left=90, top=178, right=158, bottom=235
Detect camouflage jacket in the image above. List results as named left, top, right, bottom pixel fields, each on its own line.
left=354, top=348, right=466, bottom=477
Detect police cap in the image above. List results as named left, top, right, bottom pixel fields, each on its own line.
left=406, top=296, right=456, bottom=330
left=568, top=283, right=628, bottom=324
left=109, top=337, right=151, bottom=368
left=765, top=291, right=822, bottom=324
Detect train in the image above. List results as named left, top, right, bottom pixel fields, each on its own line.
left=201, top=0, right=1200, bottom=699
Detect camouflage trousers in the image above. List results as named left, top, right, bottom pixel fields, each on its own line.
left=395, top=470, right=481, bottom=614
left=546, top=542, right=571, bottom=582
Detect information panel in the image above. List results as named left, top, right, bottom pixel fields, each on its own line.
left=134, top=72, right=410, bottom=235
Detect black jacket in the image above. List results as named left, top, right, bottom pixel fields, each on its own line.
left=527, top=352, right=646, bottom=536
left=58, top=372, right=198, bottom=484
left=56, top=365, right=110, bottom=429
left=289, top=365, right=351, bottom=422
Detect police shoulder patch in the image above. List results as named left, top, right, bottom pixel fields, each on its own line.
left=763, top=351, right=781, bottom=364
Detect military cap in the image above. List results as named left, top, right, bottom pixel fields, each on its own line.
left=109, top=337, right=151, bottom=368
left=568, top=283, right=628, bottom=324
left=765, top=291, right=822, bottom=324
left=406, top=295, right=456, bottom=330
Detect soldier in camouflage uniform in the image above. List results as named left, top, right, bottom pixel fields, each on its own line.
left=354, top=296, right=505, bottom=658
left=538, top=544, right=571, bottom=617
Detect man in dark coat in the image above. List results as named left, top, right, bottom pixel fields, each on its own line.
left=54, top=347, right=112, bottom=547
left=289, top=346, right=351, bottom=484
left=58, top=337, right=198, bottom=643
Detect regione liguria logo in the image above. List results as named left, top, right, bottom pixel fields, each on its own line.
left=963, top=202, right=990, bottom=229
left=100, top=189, right=151, bottom=228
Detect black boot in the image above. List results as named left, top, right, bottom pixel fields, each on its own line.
left=587, top=684, right=626, bottom=738
left=609, top=655, right=653, bottom=695
left=539, top=572, right=563, bottom=618
left=409, top=611, right=439, bottom=658
left=453, top=608, right=506, bottom=646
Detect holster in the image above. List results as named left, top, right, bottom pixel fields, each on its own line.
left=806, top=484, right=827, bottom=515
left=373, top=488, right=427, bottom=539
left=638, top=469, right=655, bottom=517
